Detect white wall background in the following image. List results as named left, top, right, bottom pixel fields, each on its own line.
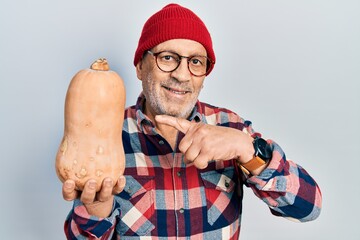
left=1, top=0, right=359, bottom=239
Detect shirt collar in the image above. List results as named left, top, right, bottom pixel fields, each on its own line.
left=135, top=92, right=203, bottom=128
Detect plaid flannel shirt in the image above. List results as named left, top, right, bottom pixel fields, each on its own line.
left=65, top=93, right=322, bottom=239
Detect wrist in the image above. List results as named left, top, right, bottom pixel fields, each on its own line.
left=85, top=197, right=114, bottom=218
left=237, top=137, right=272, bottom=176
left=236, top=136, right=255, bottom=164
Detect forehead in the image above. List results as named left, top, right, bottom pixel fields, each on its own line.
left=153, top=39, right=207, bottom=56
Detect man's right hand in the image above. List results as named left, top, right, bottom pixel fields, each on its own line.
left=62, top=176, right=126, bottom=218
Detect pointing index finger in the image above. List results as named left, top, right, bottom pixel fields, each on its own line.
left=155, top=115, right=191, bottom=134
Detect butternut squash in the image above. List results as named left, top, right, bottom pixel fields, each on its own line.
left=56, top=58, right=126, bottom=191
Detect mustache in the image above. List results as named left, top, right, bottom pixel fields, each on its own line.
left=161, top=77, right=193, bottom=92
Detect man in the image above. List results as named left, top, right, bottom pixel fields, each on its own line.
left=62, top=3, right=322, bottom=239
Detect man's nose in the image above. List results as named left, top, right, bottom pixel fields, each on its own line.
left=171, top=58, right=192, bottom=81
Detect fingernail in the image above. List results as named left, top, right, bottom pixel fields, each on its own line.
left=119, top=176, right=126, bottom=186
left=104, top=179, right=113, bottom=187
left=120, top=175, right=126, bottom=183
left=65, top=181, right=74, bottom=189
left=88, top=180, right=97, bottom=190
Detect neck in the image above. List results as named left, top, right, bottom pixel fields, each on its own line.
left=143, top=101, right=179, bottom=149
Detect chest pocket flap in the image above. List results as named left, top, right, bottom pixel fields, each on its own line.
left=200, top=167, right=235, bottom=193
left=200, top=167, right=239, bottom=226
left=117, top=175, right=155, bottom=236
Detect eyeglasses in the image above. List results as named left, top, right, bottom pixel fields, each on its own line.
left=147, top=50, right=214, bottom=77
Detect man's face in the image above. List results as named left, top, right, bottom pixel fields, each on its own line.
left=136, top=39, right=207, bottom=119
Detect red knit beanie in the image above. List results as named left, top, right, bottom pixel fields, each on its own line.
left=134, top=3, right=216, bottom=75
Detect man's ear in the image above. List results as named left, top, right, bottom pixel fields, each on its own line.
left=135, top=60, right=143, bottom=81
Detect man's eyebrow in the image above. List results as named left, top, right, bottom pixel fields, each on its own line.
left=155, top=49, right=207, bottom=56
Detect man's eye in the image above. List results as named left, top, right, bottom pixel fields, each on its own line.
left=191, top=58, right=204, bottom=66
left=192, top=59, right=199, bottom=64
left=163, top=55, right=174, bottom=61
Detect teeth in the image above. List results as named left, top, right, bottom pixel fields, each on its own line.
left=172, top=90, right=186, bottom=94
left=165, top=87, right=186, bottom=94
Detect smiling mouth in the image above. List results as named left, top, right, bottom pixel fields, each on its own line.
left=163, top=86, right=191, bottom=95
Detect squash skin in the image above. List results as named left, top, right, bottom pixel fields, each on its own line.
left=56, top=59, right=126, bottom=191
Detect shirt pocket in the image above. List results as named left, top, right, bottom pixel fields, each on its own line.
left=117, top=175, right=155, bottom=236
left=200, top=166, right=240, bottom=226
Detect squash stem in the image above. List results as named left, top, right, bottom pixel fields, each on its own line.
left=90, top=58, right=109, bottom=71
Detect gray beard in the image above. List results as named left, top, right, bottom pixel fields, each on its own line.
left=142, top=76, right=200, bottom=119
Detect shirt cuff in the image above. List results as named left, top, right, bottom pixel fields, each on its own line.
left=72, top=199, right=120, bottom=238
left=246, top=141, right=288, bottom=192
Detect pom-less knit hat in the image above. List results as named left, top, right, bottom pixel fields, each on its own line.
left=134, top=3, right=216, bottom=75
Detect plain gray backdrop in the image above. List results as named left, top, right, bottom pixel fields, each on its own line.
left=1, top=0, right=359, bottom=239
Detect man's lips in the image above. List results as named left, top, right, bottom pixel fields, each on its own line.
left=162, top=85, right=191, bottom=94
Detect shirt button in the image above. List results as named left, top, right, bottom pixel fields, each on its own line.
left=225, top=181, right=230, bottom=188
left=177, top=171, right=182, bottom=177
left=159, top=140, right=164, bottom=145
left=179, top=208, right=184, bottom=214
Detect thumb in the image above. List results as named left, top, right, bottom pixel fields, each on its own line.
left=155, top=115, right=192, bottom=134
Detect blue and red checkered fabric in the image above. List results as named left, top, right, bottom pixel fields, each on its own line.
left=65, top=93, right=322, bottom=239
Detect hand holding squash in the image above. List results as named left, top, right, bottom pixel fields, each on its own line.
left=62, top=176, right=126, bottom=218
left=56, top=58, right=126, bottom=192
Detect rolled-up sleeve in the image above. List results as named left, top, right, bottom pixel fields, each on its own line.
left=64, top=199, right=121, bottom=239
left=246, top=140, right=322, bottom=222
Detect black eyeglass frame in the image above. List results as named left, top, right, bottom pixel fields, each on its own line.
left=147, top=50, right=214, bottom=77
